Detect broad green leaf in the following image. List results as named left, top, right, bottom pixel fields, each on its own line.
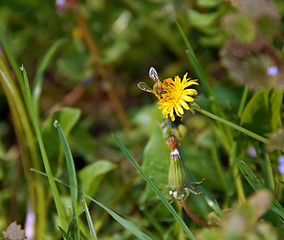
left=79, top=160, right=117, bottom=195
left=228, top=15, right=256, bottom=44
left=113, top=135, right=196, bottom=240
left=188, top=10, right=220, bottom=29
left=197, top=0, right=221, bottom=8
left=42, top=107, right=81, bottom=159
left=57, top=53, right=93, bottom=82
left=69, top=125, right=97, bottom=162
left=241, top=87, right=282, bottom=137
left=142, top=123, right=169, bottom=201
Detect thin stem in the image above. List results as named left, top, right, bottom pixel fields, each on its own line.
left=193, top=105, right=268, bottom=144
left=180, top=200, right=211, bottom=228
left=176, top=21, right=234, bottom=151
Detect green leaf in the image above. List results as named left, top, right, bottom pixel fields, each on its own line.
left=32, top=39, right=65, bottom=115
left=213, top=86, right=245, bottom=111
left=69, top=125, right=97, bottom=162
left=113, top=134, right=196, bottom=240
left=241, top=87, right=282, bottom=137
left=142, top=123, right=169, bottom=201
left=57, top=53, right=92, bottom=82
left=42, top=107, right=81, bottom=159
left=188, top=10, right=220, bottom=29
left=197, top=0, right=221, bottom=8
left=229, top=15, right=256, bottom=44
left=79, top=160, right=117, bottom=195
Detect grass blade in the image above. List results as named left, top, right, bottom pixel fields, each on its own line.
left=82, top=198, right=97, bottom=239
left=20, top=66, right=67, bottom=230
left=112, top=134, right=196, bottom=240
left=83, top=194, right=152, bottom=240
left=54, top=120, right=80, bottom=239
left=59, top=226, right=73, bottom=240
left=32, top=169, right=153, bottom=240
left=0, top=53, right=47, bottom=239
left=236, top=159, right=284, bottom=221
left=176, top=21, right=214, bottom=98
left=32, top=39, right=65, bottom=115
left=176, top=21, right=235, bottom=151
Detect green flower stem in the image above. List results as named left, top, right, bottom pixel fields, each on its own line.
left=176, top=22, right=234, bottom=152
left=193, top=105, right=268, bottom=144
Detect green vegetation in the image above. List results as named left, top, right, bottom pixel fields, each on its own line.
left=0, top=0, right=283, bottom=239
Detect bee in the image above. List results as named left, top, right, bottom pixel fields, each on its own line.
left=137, top=67, right=166, bottom=99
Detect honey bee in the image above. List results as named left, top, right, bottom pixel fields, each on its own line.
left=137, top=67, right=166, bottom=99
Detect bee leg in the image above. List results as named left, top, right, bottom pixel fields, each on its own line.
left=161, top=185, right=171, bottom=194
left=188, top=187, right=202, bottom=195
left=191, top=178, right=205, bottom=185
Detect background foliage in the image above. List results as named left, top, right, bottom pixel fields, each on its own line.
left=0, top=0, right=284, bottom=239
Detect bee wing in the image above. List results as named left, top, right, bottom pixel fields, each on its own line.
left=149, top=67, right=160, bottom=82
left=137, top=82, right=153, bottom=93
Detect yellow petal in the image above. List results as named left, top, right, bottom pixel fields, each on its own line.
left=174, top=75, right=181, bottom=84
left=183, top=89, right=198, bottom=96
left=182, top=95, right=194, bottom=102
left=180, top=100, right=189, bottom=110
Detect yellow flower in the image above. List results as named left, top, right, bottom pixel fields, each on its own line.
left=158, top=73, right=198, bottom=121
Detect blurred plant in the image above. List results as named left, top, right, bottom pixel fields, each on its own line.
left=278, top=156, right=284, bottom=174
left=197, top=190, right=278, bottom=240
left=1, top=222, right=27, bottom=240
left=221, top=0, right=284, bottom=89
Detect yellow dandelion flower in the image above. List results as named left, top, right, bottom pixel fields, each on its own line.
left=158, top=73, right=198, bottom=121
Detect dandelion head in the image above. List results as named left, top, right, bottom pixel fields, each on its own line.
left=158, top=73, right=198, bottom=121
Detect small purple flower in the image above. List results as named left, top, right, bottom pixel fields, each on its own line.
left=247, top=146, right=257, bottom=158
left=266, top=65, right=279, bottom=76
left=278, top=156, right=284, bottom=174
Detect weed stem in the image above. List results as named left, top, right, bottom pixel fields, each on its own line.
left=180, top=200, right=211, bottom=228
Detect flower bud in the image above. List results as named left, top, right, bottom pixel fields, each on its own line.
left=165, top=135, right=203, bottom=201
